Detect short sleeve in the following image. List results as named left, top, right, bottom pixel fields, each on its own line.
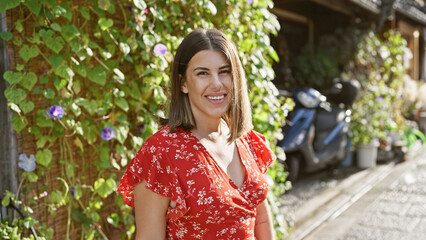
left=247, top=130, right=277, bottom=174
left=117, top=138, right=187, bottom=220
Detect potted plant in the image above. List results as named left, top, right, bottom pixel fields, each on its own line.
left=350, top=75, right=389, bottom=168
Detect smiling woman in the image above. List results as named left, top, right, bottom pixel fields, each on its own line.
left=181, top=50, right=233, bottom=125
left=118, top=28, right=277, bottom=240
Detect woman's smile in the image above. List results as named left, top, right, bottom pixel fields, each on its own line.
left=205, top=93, right=227, bottom=103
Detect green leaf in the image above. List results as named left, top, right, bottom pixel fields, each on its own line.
left=79, top=7, right=90, bottom=20
left=46, top=37, right=64, bottom=54
left=35, top=113, right=53, bottom=128
left=87, top=65, right=107, bottom=86
left=60, top=25, right=79, bottom=42
left=0, top=0, right=19, bottom=12
left=52, top=3, right=72, bottom=21
left=71, top=208, right=92, bottom=228
left=54, top=78, right=67, bottom=91
left=16, top=64, right=24, bottom=71
left=98, top=18, right=113, bottom=31
left=65, top=164, right=74, bottom=177
left=19, top=72, right=37, bottom=91
left=95, top=146, right=111, bottom=170
left=36, top=136, right=48, bottom=148
left=51, top=23, right=61, bottom=32
left=19, top=44, right=39, bottom=62
left=39, top=29, right=54, bottom=40
left=1, top=194, right=10, bottom=207
left=107, top=213, right=120, bottom=227
left=98, top=0, right=111, bottom=11
left=0, top=31, right=13, bottom=41
left=50, top=190, right=63, bottom=204
left=39, top=76, right=49, bottom=84
left=36, top=149, right=53, bottom=167
left=114, top=97, right=129, bottom=112
left=115, top=125, right=129, bottom=144
left=19, top=101, right=35, bottom=114
left=54, top=65, right=74, bottom=80
left=71, top=102, right=81, bottom=116
left=126, top=82, right=142, bottom=99
left=27, top=172, right=38, bottom=182
left=15, top=19, right=23, bottom=33
left=74, top=137, right=84, bottom=152
left=84, top=123, right=98, bottom=144
left=4, top=87, right=27, bottom=104
left=11, top=114, right=28, bottom=133
left=23, top=0, right=41, bottom=16
left=268, top=47, right=279, bottom=62
left=74, top=184, right=83, bottom=200
left=94, top=178, right=116, bottom=198
left=78, top=99, right=98, bottom=115
left=43, top=88, right=55, bottom=99
left=3, top=71, right=23, bottom=85
left=133, top=0, right=147, bottom=10
left=49, top=54, right=64, bottom=67
left=74, top=64, right=87, bottom=77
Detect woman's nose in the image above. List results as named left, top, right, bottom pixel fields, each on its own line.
left=210, top=73, right=222, bottom=89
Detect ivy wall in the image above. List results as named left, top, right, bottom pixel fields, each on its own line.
left=0, top=0, right=288, bottom=239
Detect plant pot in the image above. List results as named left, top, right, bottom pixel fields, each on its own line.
left=357, top=143, right=378, bottom=168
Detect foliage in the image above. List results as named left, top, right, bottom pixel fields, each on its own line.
left=1, top=0, right=288, bottom=238
left=348, top=30, right=408, bottom=146
left=292, top=27, right=360, bottom=89
left=1, top=191, right=52, bottom=240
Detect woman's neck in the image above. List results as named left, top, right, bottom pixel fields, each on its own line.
left=192, top=118, right=228, bottom=142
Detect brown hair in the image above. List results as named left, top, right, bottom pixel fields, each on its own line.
left=168, top=28, right=252, bottom=142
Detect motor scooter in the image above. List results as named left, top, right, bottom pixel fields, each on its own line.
left=278, top=79, right=360, bottom=182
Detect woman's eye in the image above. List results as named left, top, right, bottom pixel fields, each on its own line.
left=220, top=70, right=231, bottom=75
left=197, top=71, right=208, bottom=76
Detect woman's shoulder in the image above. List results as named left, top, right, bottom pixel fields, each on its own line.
left=240, top=129, right=267, bottom=143
left=143, top=125, right=193, bottom=148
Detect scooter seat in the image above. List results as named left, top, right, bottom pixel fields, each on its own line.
left=315, top=108, right=345, bottom=132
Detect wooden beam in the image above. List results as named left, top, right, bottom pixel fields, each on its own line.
left=270, top=8, right=309, bottom=24
left=310, top=0, right=353, bottom=16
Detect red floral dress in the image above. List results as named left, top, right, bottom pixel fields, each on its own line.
left=118, top=126, right=276, bottom=239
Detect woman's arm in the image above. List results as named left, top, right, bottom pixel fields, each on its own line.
left=254, top=200, right=275, bottom=240
left=134, top=180, right=170, bottom=240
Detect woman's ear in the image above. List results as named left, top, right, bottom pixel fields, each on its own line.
left=180, top=74, right=189, bottom=94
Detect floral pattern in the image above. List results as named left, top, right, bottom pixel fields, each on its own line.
left=118, top=126, right=276, bottom=239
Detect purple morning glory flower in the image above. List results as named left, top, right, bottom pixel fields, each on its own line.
left=70, top=186, right=75, bottom=197
left=48, top=105, right=65, bottom=119
left=18, top=153, right=36, bottom=172
left=144, top=9, right=149, bottom=14
left=377, top=96, right=383, bottom=102
left=246, top=0, right=253, bottom=4
left=101, top=127, right=115, bottom=141
left=153, top=43, right=168, bottom=57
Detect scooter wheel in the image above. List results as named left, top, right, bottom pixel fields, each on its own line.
left=285, top=154, right=300, bottom=183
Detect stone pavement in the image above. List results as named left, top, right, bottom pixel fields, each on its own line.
left=301, top=144, right=426, bottom=240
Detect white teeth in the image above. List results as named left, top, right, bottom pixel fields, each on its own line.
left=207, top=95, right=225, bottom=100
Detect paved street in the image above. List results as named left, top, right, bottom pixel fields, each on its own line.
left=298, top=144, right=426, bottom=240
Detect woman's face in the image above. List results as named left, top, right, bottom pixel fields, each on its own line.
left=181, top=50, right=233, bottom=123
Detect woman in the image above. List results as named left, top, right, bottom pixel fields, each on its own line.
left=118, top=28, right=276, bottom=239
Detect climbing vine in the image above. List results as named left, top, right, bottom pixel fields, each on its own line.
left=1, top=0, right=289, bottom=239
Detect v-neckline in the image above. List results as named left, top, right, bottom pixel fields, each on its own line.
left=188, top=131, right=248, bottom=190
